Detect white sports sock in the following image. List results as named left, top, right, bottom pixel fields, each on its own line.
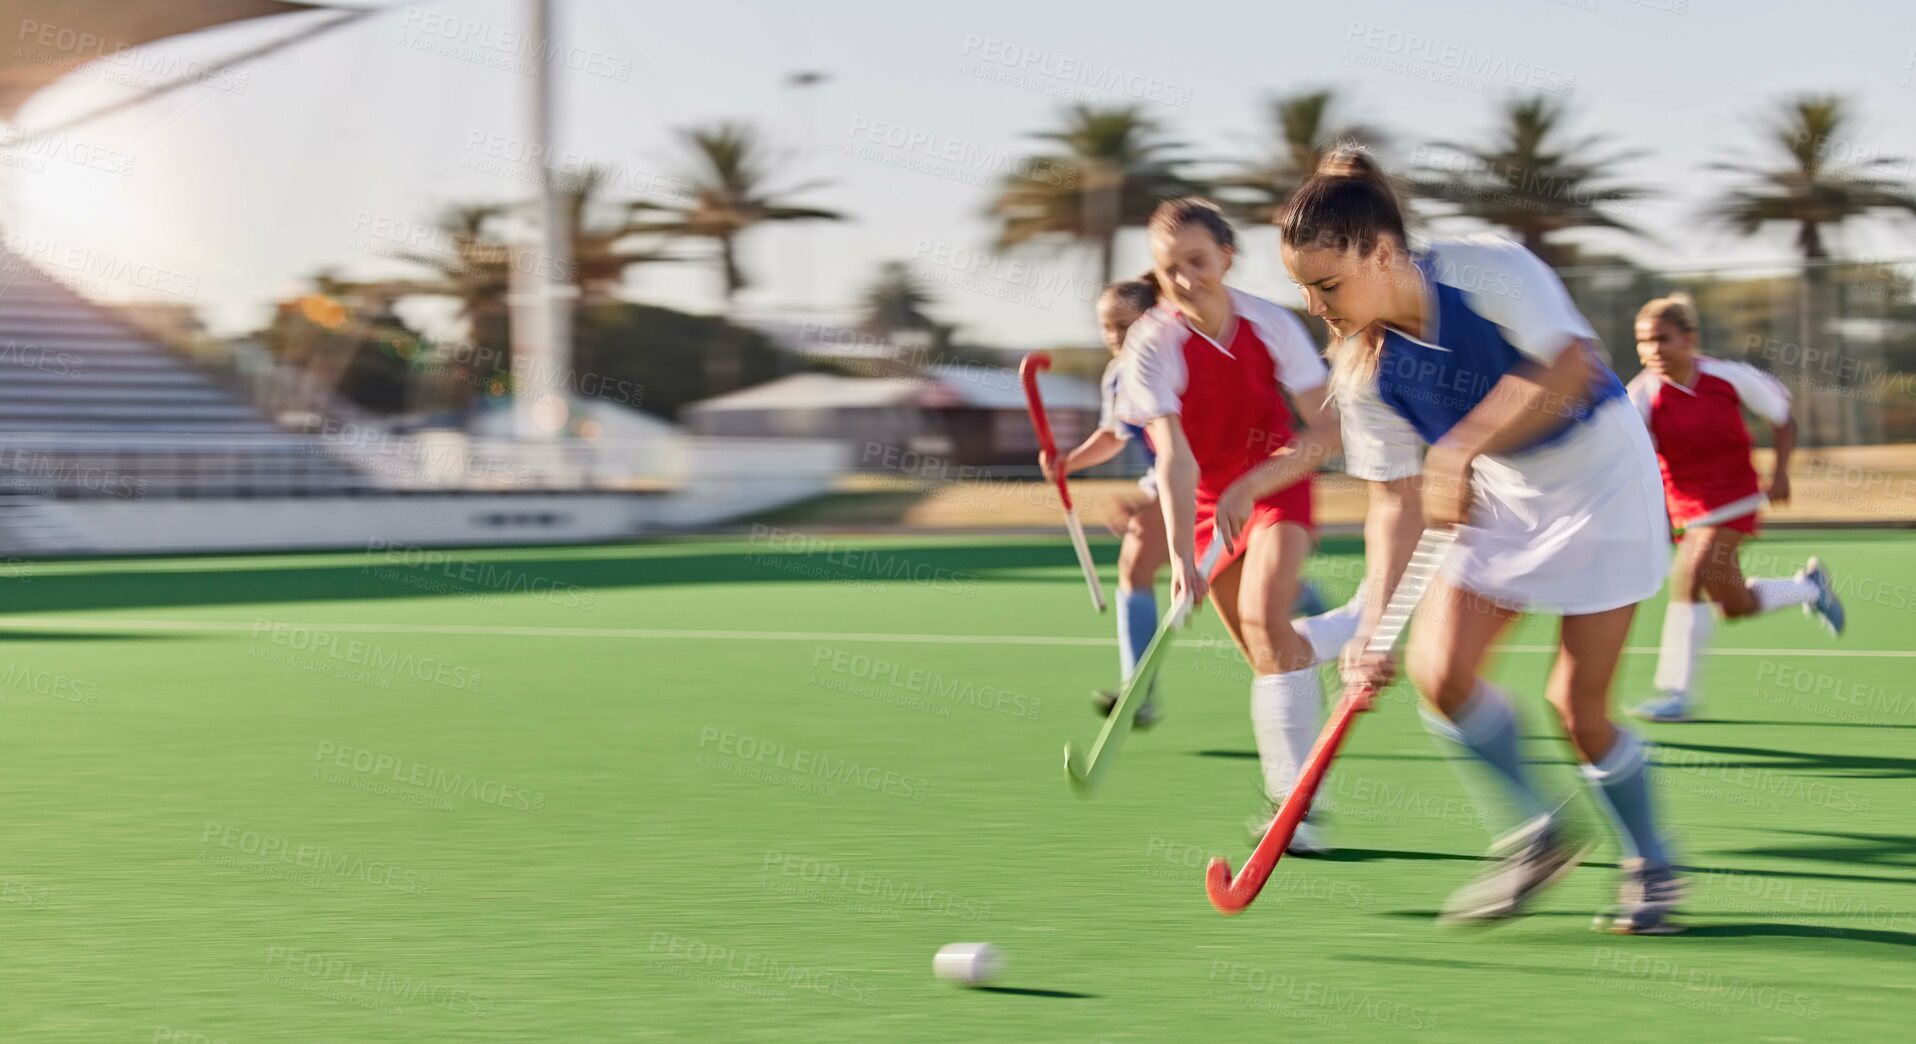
left=1652, top=603, right=1715, bottom=696
left=1293, top=596, right=1363, bottom=666
left=1748, top=575, right=1819, bottom=614
left=1251, top=668, right=1325, bottom=807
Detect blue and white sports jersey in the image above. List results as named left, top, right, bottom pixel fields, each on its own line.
left=1340, top=235, right=1622, bottom=482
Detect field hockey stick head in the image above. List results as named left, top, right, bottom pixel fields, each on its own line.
left=1204, top=856, right=1251, bottom=915
left=1019, top=353, right=1073, bottom=505
left=1063, top=741, right=1093, bottom=793
left=1019, top=352, right=1058, bottom=456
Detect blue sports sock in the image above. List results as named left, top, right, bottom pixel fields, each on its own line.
left=1582, top=729, right=1671, bottom=869
left=1422, top=682, right=1550, bottom=829
left=1118, top=588, right=1158, bottom=683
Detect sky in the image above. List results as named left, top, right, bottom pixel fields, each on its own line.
left=4, top=0, right=1915, bottom=350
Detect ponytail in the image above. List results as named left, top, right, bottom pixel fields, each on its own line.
left=1102, top=277, right=1159, bottom=315
left=1278, top=144, right=1406, bottom=259
left=1280, top=144, right=1407, bottom=398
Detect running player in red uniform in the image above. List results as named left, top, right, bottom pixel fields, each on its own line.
left=1626, top=294, right=1845, bottom=723
left=1046, top=279, right=1346, bottom=729
left=1116, top=198, right=1354, bottom=853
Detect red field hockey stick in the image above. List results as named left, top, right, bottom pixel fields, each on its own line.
left=1205, top=526, right=1457, bottom=915
left=1020, top=352, right=1106, bottom=613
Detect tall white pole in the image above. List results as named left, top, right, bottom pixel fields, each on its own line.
left=509, top=0, right=575, bottom=440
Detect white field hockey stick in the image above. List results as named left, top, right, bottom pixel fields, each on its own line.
left=1206, top=525, right=1458, bottom=914
left=1675, top=493, right=1769, bottom=535
left=1064, top=537, right=1226, bottom=794
left=1021, top=352, right=1106, bottom=613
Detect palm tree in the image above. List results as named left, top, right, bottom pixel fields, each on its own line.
left=629, top=122, right=844, bottom=387
left=631, top=121, right=845, bottom=305
left=990, top=104, right=1200, bottom=285
left=394, top=172, right=678, bottom=315
left=559, top=165, right=684, bottom=305
left=1413, top=95, right=1649, bottom=266
left=1710, top=94, right=1916, bottom=443
left=860, top=262, right=938, bottom=340
left=381, top=203, right=513, bottom=329
left=836, top=262, right=1003, bottom=379
left=363, top=170, right=680, bottom=405
left=1217, top=89, right=1388, bottom=225
left=1710, top=94, right=1916, bottom=264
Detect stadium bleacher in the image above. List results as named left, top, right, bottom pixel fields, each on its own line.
left=0, top=253, right=279, bottom=435
left=0, top=242, right=379, bottom=551
left=0, top=247, right=371, bottom=504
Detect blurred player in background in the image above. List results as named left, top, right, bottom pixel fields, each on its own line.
left=1043, top=279, right=1173, bottom=726
left=1277, top=148, right=1684, bottom=932
left=1117, top=198, right=1359, bottom=855
left=1626, top=294, right=1846, bottom=723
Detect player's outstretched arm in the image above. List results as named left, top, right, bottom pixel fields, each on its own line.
left=1056, top=430, right=1128, bottom=480
left=1767, top=417, right=1796, bottom=504
left=1344, top=476, right=1425, bottom=692
left=1148, top=416, right=1205, bottom=606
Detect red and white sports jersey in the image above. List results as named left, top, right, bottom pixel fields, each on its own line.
left=1115, top=288, right=1326, bottom=564
left=1116, top=287, right=1327, bottom=499
left=1627, top=356, right=1791, bottom=528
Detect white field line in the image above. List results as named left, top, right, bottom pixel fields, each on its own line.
left=0, top=616, right=1909, bottom=657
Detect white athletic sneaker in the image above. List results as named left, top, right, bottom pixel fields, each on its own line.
left=1288, top=818, right=1333, bottom=856
left=1439, top=815, right=1590, bottom=924
left=1594, top=858, right=1687, bottom=935
left=1245, top=810, right=1333, bottom=856
left=1629, top=691, right=1694, bottom=723
left=1803, top=558, right=1846, bottom=637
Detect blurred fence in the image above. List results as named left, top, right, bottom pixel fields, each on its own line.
left=1559, top=257, right=1916, bottom=447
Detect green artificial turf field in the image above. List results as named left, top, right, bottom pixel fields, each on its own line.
left=1, top=531, right=1911, bottom=1041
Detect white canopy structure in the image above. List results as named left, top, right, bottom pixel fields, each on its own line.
left=0, top=0, right=330, bottom=122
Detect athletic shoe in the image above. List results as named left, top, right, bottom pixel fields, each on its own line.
left=1244, top=809, right=1334, bottom=856
left=1803, top=558, right=1846, bottom=636
left=1090, top=689, right=1160, bottom=729
left=1287, top=817, right=1333, bottom=856
left=1629, top=691, right=1694, bottom=723
left=1292, top=580, right=1328, bottom=618
left=1595, top=858, right=1687, bottom=935
left=1438, top=815, right=1590, bottom=924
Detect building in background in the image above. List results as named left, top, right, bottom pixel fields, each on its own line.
left=684, top=364, right=1130, bottom=473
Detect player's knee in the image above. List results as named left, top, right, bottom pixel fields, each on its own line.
left=1241, top=637, right=1284, bottom=676
left=1271, top=642, right=1313, bottom=673
left=1247, top=653, right=1284, bottom=676
left=1119, top=550, right=1158, bottom=591
left=1244, top=616, right=1310, bottom=674
left=1407, top=654, right=1474, bottom=711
